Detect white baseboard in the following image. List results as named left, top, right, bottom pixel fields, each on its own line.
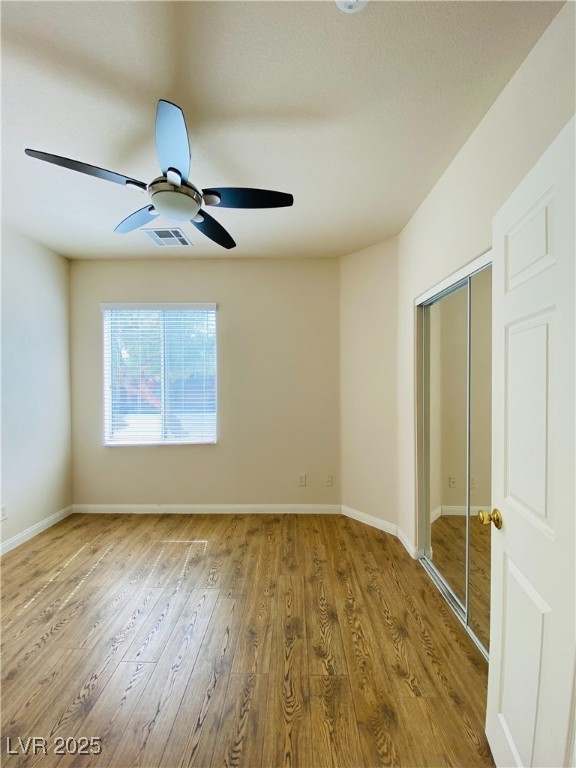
left=341, top=505, right=397, bottom=536
left=431, top=506, right=442, bottom=523
left=340, top=506, right=422, bottom=560
left=72, top=503, right=341, bottom=515
left=437, top=505, right=488, bottom=517
left=0, top=505, right=74, bottom=555
left=397, top=528, right=425, bottom=560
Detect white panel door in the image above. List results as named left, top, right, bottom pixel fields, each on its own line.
left=487, top=116, right=575, bottom=767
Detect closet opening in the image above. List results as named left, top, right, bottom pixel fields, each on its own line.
left=417, top=261, right=492, bottom=658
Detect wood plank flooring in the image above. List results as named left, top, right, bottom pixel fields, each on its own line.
left=1, top=513, right=494, bottom=767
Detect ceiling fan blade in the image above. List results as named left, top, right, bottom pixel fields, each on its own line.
left=24, top=149, right=147, bottom=191
left=192, top=211, right=236, bottom=249
left=156, top=100, right=190, bottom=183
left=202, top=187, right=294, bottom=209
left=115, top=205, right=158, bottom=234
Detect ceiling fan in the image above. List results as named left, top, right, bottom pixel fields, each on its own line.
left=25, top=99, right=294, bottom=249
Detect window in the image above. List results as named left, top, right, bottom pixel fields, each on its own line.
left=102, top=304, right=217, bottom=445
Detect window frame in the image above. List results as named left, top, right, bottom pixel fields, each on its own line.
left=101, top=302, right=218, bottom=446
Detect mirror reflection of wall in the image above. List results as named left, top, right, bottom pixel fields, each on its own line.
left=423, top=265, right=492, bottom=655
left=428, top=284, right=468, bottom=606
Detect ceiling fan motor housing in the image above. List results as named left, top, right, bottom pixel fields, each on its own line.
left=148, top=176, right=202, bottom=221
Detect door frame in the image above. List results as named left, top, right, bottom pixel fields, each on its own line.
left=414, top=248, right=492, bottom=660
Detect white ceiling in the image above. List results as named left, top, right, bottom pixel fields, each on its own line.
left=1, top=1, right=563, bottom=259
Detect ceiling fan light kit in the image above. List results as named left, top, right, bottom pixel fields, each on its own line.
left=148, top=177, right=202, bottom=221
left=24, top=99, right=293, bottom=249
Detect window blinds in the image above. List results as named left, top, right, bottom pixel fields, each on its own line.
left=102, top=304, right=217, bottom=445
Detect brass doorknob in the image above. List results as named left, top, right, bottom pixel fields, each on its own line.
left=478, top=509, right=503, bottom=529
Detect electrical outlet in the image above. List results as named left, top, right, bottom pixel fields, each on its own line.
left=297, top=474, right=307, bottom=487
left=448, top=476, right=457, bottom=489
left=325, top=474, right=333, bottom=487
left=1, top=505, right=7, bottom=522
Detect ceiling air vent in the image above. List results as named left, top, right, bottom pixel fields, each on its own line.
left=142, top=228, right=192, bottom=247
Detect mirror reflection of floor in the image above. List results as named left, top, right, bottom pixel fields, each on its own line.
left=431, top=515, right=491, bottom=651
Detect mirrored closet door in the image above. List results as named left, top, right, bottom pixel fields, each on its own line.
left=420, top=264, right=492, bottom=656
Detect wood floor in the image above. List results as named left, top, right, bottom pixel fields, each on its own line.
left=1, top=513, right=494, bottom=768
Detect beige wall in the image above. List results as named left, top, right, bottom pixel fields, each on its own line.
left=70, top=257, right=340, bottom=505
left=340, top=239, right=398, bottom=520
left=340, top=3, right=575, bottom=547
left=1, top=228, right=72, bottom=542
